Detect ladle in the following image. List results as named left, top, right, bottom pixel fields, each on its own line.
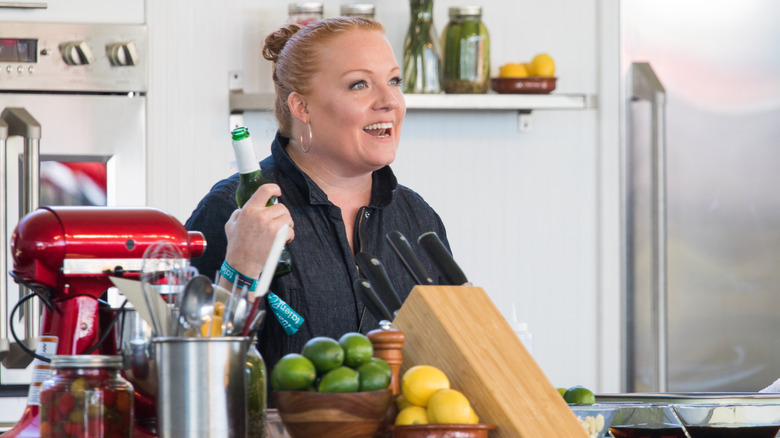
left=179, top=274, right=215, bottom=336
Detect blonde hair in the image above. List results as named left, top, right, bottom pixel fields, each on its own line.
left=262, top=17, right=385, bottom=137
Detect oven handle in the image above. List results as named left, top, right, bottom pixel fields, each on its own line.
left=1, top=107, right=42, bottom=368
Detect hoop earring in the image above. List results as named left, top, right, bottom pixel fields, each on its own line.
left=301, top=123, right=313, bottom=153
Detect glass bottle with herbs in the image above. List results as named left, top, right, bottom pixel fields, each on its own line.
left=442, top=6, right=490, bottom=94
left=403, top=0, right=442, bottom=94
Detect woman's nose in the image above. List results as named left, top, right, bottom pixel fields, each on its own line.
left=374, top=85, right=402, bottom=111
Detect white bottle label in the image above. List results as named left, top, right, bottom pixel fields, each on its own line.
left=26, top=336, right=58, bottom=406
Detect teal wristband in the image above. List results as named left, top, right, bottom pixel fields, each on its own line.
left=220, top=261, right=257, bottom=292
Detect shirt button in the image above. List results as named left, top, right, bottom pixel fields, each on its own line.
left=364, top=211, right=371, bottom=219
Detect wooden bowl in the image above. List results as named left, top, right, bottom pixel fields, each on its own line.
left=388, top=424, right=496, bottom=438
left=274, top=389, right=393, bottom=438
left=490, top=77, right=557, bottom=94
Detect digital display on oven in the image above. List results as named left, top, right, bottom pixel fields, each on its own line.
left=0, top=38, right=37, bottom=63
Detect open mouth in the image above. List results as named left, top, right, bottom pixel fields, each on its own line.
left=363, top=122, right=393, bottom=138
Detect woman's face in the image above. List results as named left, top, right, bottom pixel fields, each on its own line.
left=303, top=29, right=406, bottom=177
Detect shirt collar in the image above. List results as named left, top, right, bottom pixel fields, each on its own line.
left=270, top=131, right=398, bottom=208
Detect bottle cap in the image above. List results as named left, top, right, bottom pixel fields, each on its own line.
left=449, top=6, right=482, bottom=18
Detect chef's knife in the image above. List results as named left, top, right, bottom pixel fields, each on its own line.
left=353, top=278, right=394, bottom=322
left=417, top=231, right=472, bottom=286
left=355, top=252, right=403, bottom=314
left=386, top=230, right=435, bottom=285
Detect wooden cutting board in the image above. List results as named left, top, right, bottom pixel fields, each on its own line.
left=392, top=285, right=588, bottom=438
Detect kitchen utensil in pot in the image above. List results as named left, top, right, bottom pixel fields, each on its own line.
left=241, top=224, right=289, bottom=337
left=179, top=275, right=215, bottom=337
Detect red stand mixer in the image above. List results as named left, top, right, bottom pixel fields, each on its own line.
left=2, top=206, right=206, bottom=437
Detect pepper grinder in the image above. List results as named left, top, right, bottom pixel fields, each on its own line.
left=368, top=324, right=405, bottom=396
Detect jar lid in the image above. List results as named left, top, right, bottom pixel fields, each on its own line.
left=51, top=355, right=123, bottom=369
left=340, top=3, right=375, bottom=16
left=448, top=6, right=482, bottom=17
left=289, top=2, right=324, bottom=14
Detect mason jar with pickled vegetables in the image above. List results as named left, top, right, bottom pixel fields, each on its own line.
left=39, top=355, right=134, bottom=438
left=442, top=6, right=490, bottom=94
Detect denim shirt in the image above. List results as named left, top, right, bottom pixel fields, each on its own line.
left=185, top=132, right=449, bottom=383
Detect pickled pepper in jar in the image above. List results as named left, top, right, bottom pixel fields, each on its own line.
left=39, top=355, right=134, bottom=438
left=442, top=6, right=491, bottom=94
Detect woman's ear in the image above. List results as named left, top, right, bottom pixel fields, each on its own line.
left=288, top=92, right=310, bottom=124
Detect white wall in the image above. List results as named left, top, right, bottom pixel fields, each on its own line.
left=146, top=0, right=621, bottom=392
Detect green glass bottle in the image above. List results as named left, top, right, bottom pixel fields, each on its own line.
left=231, top=127, right=292, bottom=277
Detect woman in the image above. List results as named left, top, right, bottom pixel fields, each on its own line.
left=185, top=17, right=450, bottom=380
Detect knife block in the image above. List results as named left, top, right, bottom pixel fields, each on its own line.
left=392, top=285, right=588, bottom=438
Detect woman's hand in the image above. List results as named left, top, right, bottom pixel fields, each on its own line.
left=223, top=184, right=295, bottom=282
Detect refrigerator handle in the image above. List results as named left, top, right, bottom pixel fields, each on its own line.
left=0, top=107, right=42, bottom=369
left=631, top=62, right=668, bottom=392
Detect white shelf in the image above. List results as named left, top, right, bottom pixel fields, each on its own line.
left=230, top=91, right=596, bottom=113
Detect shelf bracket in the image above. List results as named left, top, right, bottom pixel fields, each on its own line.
left=517, top=111, right=532, bottom=132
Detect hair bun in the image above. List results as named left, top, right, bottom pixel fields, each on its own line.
left=262, top=24, right=302, bottom=62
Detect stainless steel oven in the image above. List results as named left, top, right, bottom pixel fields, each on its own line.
left=0, top=22, right=146, bottom=421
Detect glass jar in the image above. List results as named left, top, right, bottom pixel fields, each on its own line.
left=340, top=4, right=376, bottom=19
left=442, top=6, right=490, bottom=94
left=288, top=2, right=324, bottom=26
left=39, top=355, right=134, bottom=438
left=246, top=343, right=268, bottom=438
left=403, top=0, right=442, bottom=94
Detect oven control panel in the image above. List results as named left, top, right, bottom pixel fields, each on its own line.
left=0, top=22, right=147, bottom=93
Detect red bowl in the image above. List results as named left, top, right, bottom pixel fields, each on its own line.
left=491, top=77, right=557, bottom=94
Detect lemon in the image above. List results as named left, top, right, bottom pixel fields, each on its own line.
left=302, top=336, right=344, bottom=374
left=563, top=385, right=595, bottom=405
left=401, top=365, right=450, bottom=407
left=395, top=406, right=429, bottom=425
left=427, top=389, right=476, bottom=424
left=498, top=63, right=529, bottom=78
left=396, top=394, right=414, bottom=411
left=270, top=353, right=317, bottom=391
left=529, top=53, right=555, bottom=77
left=338, top=332, right=374, bottom=368
left=469, top=406, right=479, bottom=424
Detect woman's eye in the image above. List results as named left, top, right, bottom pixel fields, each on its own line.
left=350, top=80, right=367, bottom=90
left=389, top=77, right=402, bottom=87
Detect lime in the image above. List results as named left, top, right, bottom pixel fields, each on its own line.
left=270, top=353, right=317, bottom=391
left=317, top=366, right=360, bottom=393
left=563, top=385, right=595, bottom=405
left=557, top=387, right=567, bottom=397
left=357, top=361, right=391, bottom=392
left=338, top=332, right=373, bottom=368
left=302, top=336, right=344, bottom=374
left=368, top=357, right=392, bottom=380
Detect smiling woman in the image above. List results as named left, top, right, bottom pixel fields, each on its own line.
left=184, top=17, right=449, bottom=406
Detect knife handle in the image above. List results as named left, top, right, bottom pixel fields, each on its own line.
left=417, top=231, right=470, bottom=286
left=355, top=252, right=404, bottom=313
left=353, top=278, right=394, bottom=322
left=386, top=231, right=435, bottom=285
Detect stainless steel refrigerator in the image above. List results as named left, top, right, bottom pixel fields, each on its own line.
left=621, top=0, right=780, bottom=392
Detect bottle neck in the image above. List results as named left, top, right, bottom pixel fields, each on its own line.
left=410, top=0, right=434, bottom=19
left=232, top=137, right=260, bottom=175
